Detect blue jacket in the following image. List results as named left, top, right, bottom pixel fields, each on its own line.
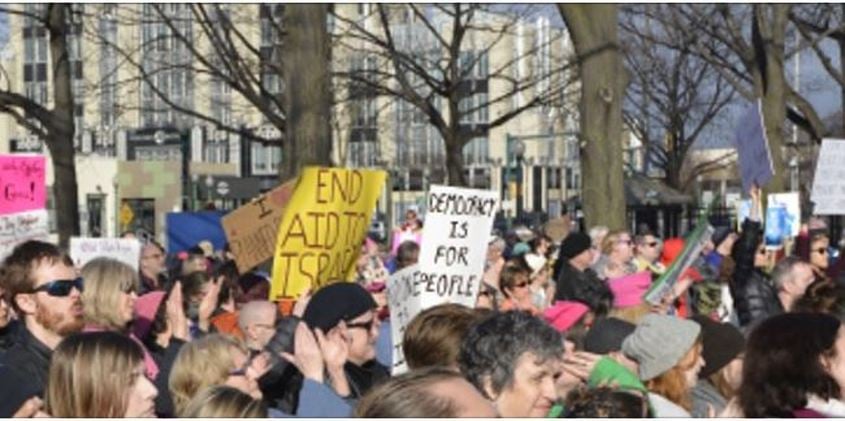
left=269, top=378, right=353, bottom=418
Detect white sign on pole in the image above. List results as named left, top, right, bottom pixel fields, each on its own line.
left=70, top=237, right=142, bottom=271
left=417, top=185, right=499, bottom=308
left=386, top=264, right=422, bottom=375
left=811, top=139, right=845, bottom=215
left=0, top=209, right=49, bottom=261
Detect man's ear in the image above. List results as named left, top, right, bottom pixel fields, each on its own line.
left=482, top=375, right=499, bottom=401
left=15, top=293, right=36, bottom=316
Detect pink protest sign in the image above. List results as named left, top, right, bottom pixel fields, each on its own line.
left=0, top=155, right=46, bottom=215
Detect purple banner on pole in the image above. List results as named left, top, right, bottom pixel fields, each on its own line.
left=734, top=100, right=774, bottom=192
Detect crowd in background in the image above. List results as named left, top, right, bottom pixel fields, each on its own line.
left=3, top=187, right=845, bottom=417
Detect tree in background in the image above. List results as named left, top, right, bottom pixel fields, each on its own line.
left=0, top=4, right=79, bottom=247
left=558, top=4, right=627, bottom=230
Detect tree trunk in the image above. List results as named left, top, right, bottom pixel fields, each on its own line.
left=752, top=4, right=788, bottom=194
left=840, top=4, right=845, bottom=136
left=281, top=4, right=332, bottom=181
left=559, top=4, right=627, bottom=230
left=46, top=4, right=79, bottom=248
left=445, top=132, right=468, bottom=187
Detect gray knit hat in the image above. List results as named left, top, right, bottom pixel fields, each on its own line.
left=621, top=314, right=701, bottom=381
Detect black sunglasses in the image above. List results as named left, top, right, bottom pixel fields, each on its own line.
left=347, top=318, right=377, bottom=332
left=32, top=277, right=84, bottom=297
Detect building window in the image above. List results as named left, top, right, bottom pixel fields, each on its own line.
left=462, top=137, right=488, bottom=166
left=135, top=145, right=182, bottom=161
left=203, top=140, right=229, bottom=164
left=140, top=4, right=194, bottom=128
left=121, top=198, right=155, bottom=235
left=251, top=142, right=281, bottom=175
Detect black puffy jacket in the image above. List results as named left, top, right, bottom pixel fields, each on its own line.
left=730, top=219, right=783, bottom=327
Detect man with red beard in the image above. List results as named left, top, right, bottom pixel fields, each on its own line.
left=0, top=240, right=84, bottom=413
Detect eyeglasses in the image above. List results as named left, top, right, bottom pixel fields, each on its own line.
left=645, top=241, right=659, bottom=248
left=347, top=318, right=377, bottom=332
left=514, top=281, right=529, bottom=288
left=813, top=248, right=828, bottom=255
left=31, top=277, right=84, bottom=297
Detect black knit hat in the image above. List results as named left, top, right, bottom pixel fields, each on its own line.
left=559, top=232, right=593, bottom=260
left=302, top=282, right=376, bottom=332
left=583, top=317, right=636, bottom=354
left=691, top=315, right=745, bottom=378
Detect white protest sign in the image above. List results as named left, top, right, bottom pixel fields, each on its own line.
left=70, top=237, right=142, bottom=271
left=0, top=209, right=49, bottom=261
left=417, top=185, right=498, bottom=308
left=811, top=139, right=845, bottom=215
left=386, top=264, right=422, bottom=375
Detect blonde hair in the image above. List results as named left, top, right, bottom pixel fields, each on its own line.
left=601, top=230, right=630, bottom=255
left=646, top=338, right=702, bottom=411
left=81, top=258, right=138, bottom=331
left=181, top=385, right=266, bottom=418
left=169, top=334, right=249, bottom=415
left=45, top=331, right=144, bottom=417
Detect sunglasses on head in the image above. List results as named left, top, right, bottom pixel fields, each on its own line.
left=32, top=277, right=84, bottom=297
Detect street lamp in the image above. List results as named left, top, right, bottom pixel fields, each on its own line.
left=205, top=175, right=215, bottom=209
left=513, top=139, right=526, bottom=225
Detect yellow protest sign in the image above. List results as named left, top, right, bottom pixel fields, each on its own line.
left=270, top=167, right=386, bottom=299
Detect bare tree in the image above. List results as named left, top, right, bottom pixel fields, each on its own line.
left=790, top=4, right=845, bottom=135
left=80, top=4, right=333, bottom=180
left=631, top=4, right=828, bottom=193
left=332, top=4, right=576, bottom=187
left=620, top=5, right=735, bottom=193
left=0, top=4, right=79, bottom=247
left=282, top=4, right=332, bottom=180
left=558, top=4, right=627, bottom=230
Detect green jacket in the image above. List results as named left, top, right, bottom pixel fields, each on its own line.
left=548, top=357, right=650, bottom=417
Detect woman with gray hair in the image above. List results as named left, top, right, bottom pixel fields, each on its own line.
left=459, top=311, right=564, bottom=417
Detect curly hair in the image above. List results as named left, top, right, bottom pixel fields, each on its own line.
left=739, top=313, right=841, bottom=417
left=563, top=386, right=651, bottom=418
left=458, top=311, right=563, bottom=398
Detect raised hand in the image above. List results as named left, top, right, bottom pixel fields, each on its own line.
left=317, top=326, right=351, bottom=397
left=292, top=287, right=312, bottom=318
left=197, top=276, right=222, bottom=332
left=166, top=281, right=189, bottom=341
left=562, top=351, right=602, bottom=381
left=280, top=322, right=325, bottom=383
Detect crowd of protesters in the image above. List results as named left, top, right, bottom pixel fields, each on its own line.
left=5, top=187, right=845, bottom=418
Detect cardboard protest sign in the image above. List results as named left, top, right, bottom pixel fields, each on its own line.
left=0, top=209, right=49, bottom=260
left=386, top=264, right=422, bottom=375
left=811, top=139, right=845, bottom=215
left=734, top=100, right=775, bottom=192
left=0, top=155, right=46, bottom=215
left=416, top=185, right=498, bottom=308
left=270, top=167, right=386, bottom=299
left=222, top=180, right=295, bottom=273
left=70, top=237, right=141, bottom=271
left=166, top=211, right=227, bottom=254
left=764, top=193, right=800, bottom=248
left=644, top=223, right=714, bottom=306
